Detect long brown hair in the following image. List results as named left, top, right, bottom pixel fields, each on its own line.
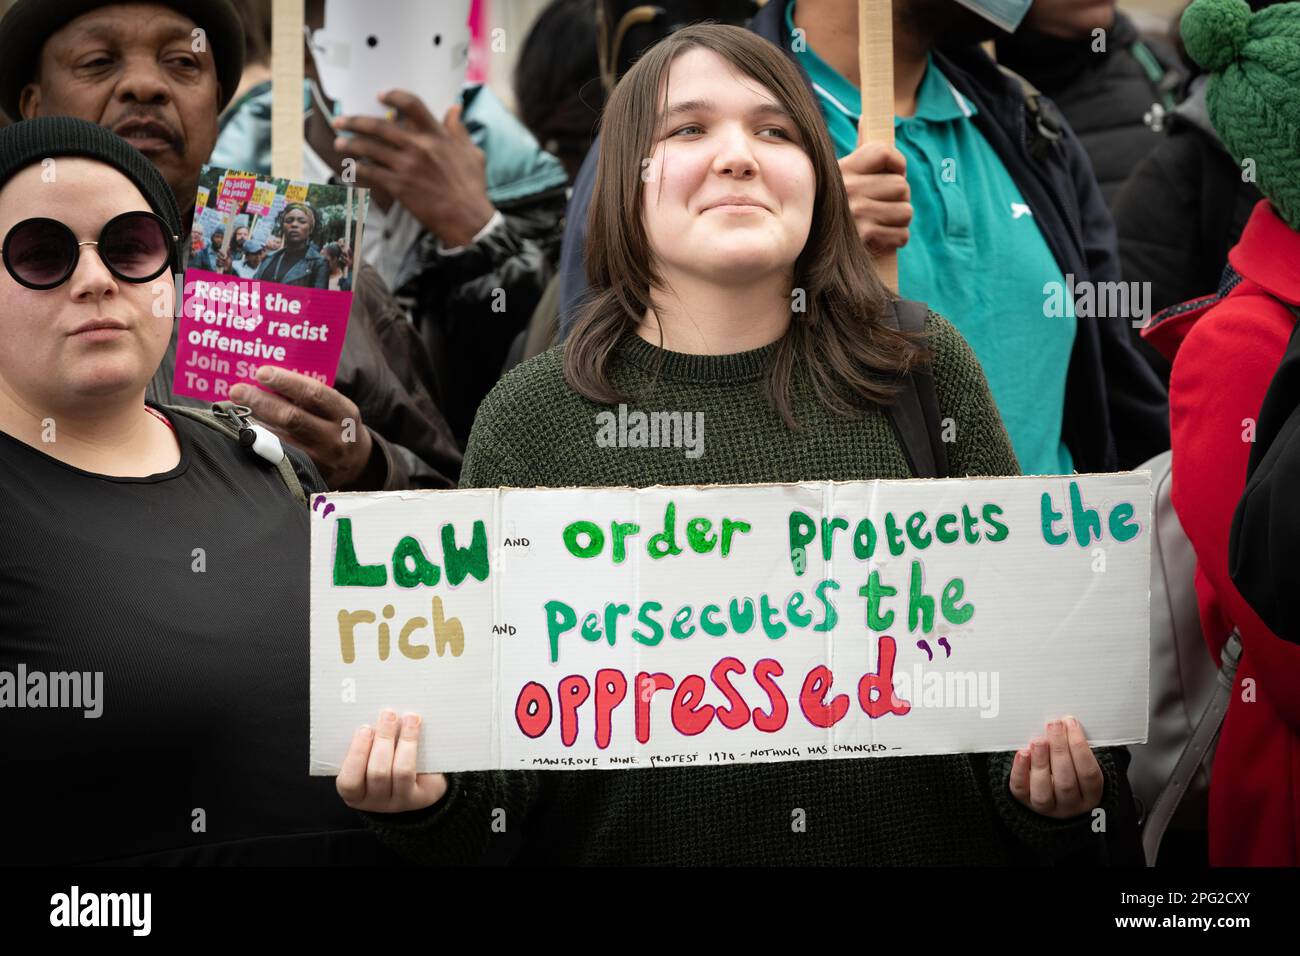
left=564, top=23, right=926, bottom=427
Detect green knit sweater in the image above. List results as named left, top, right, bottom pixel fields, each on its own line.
left=364, top=313, right=1142, bottom=865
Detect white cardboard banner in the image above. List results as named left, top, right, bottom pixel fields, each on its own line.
left=310, top=474, right=1151, bottom=774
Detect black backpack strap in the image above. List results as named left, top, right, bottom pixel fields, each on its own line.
left=1129, top=38, right=1180, bottom=113
left=997, top=66, right=1064, bottom=163
left=881, top=299, right=950, bottom=479
left=164, top=401, right=308, bottom=504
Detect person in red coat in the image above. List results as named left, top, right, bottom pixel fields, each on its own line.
left=1141, top=0, right=1300, bottom=865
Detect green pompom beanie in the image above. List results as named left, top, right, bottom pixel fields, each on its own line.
left=1181, top=0, right=1300, bottom=229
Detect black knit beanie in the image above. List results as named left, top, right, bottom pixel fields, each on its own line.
left=0, top=117, right=184, bottom=270
left=0, top=0, right=245, bottom=121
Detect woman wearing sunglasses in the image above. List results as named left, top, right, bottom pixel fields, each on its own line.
left=0, top=117, right=399, bottom=864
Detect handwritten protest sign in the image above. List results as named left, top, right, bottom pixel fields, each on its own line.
left=174, top=165, right=367, bottom=404
left=309, top=474, right=1151, bottom=774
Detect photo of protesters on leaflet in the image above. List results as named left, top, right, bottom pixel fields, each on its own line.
left=336, top=24, right=1143, bottom=867
left=253, top=202, right=329, bottom=289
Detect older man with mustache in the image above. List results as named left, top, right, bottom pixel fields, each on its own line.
left=0, top=0, right=462, bottom=492
left=2, top=0, right=239, bottom=218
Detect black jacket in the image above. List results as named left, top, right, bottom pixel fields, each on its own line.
left=336, top=263, right=464, bottom=489
left=1113, top=76, right=1263, bottom=382
left=254, top=241, right=330, bottom=289
left=403, top=193, right=567, bottom=446
left=557, top=0, right=1169, bottom=473
left=398, top=83, right=570, bottom=447
left=997, top=12, right=1184, bottom=211
left=1230, top=316, right=1300, bottom=645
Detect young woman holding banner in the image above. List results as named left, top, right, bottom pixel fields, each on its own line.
left=340, top=24, right=1142, bottom=865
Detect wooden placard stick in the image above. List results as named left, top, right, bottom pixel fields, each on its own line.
left=352, top=195, right=367, bottom=273
left=857, top=0, right=898, bottom=292
left=272, top=0, right=305, bottom=181
left=220, top=210, right=236, bottom=258
left=248, top=213, right=260, bottom=257
left=343, top=186, right=353, bottom=279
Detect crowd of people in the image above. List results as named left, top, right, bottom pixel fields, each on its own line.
left=0, top=0, right=1296, bottom=868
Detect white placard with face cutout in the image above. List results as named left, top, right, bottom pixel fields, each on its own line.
left=310, top=0, right=471, bottom=120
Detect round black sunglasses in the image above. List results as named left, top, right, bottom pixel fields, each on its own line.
left=1, top=211, right=177, bottom=291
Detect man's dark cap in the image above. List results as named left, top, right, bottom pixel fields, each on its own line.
left=0, top=0, right=245, bottom=121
